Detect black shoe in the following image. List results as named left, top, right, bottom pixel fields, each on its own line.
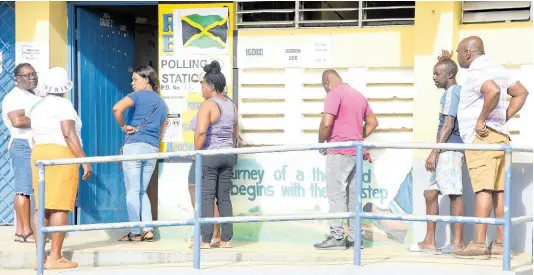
left=346, top=238, right=364, bottom=249
left=313, top=235, right=347, bottom=250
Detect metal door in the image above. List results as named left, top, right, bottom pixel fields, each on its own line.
left=76, top=8, right=134, bottom=224
left=0, top=1, right=15, bottom=225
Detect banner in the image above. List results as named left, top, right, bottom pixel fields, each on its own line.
left=158, top=151, right=414, bottom=246
left=158, top=3, right=234, bottom=152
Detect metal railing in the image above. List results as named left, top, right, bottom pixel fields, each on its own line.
left=34, top=141, right=533, bottom=274
left=236, top=1, right=415, bottom=29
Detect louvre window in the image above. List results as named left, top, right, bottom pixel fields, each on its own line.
left=462, top=1, right=532, bottom=24
left=236, top=1, right=415, bottom=29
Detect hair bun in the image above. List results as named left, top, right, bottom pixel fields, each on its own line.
left=204, top=60, right=221, bottom=74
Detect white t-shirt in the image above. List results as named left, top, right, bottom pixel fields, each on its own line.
left=26, top=95, right=83, bottom=147
left=1, top=87, right=41, bottom=149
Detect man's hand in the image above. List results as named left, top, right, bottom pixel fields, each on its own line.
left=475, top=120, right=489, bottom=138
left=437, top=50, right=453, bottom=61
left=425, top=151, right=439, bottom=172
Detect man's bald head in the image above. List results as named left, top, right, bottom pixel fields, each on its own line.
left=456, top=36, right=485, bottom=69
left=322, top=69, right=342, bottom=93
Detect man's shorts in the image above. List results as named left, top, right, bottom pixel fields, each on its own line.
left=427, top=151, right=464, bottom=196
left=465, top=128, right=510, bottom=193
left=9, top=139, right=33, bottom=196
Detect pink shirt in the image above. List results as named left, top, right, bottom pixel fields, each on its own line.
left=323, top=83, right=373, bottom=155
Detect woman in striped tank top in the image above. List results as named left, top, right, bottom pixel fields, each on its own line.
left=193, top=60, right=238, bottom=249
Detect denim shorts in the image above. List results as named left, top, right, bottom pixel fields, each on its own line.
left=10, top=139, right=33, bottom=196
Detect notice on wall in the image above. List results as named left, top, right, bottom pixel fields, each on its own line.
left=237, top=43, right=273, bottom=68
left=277, top=44, right=304, bottom=67
left=162, top=113, right=183, bottom=142
left=309, top=37, right=332, bottom=68
left=159, top=55, right=231, bottom=97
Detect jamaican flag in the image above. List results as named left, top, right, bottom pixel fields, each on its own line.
left=181, top=13, right=228, bottom=50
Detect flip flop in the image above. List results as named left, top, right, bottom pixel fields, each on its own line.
left=19, top=232, right=36, bottom=243
left=14, top=234, right=21, bottom=242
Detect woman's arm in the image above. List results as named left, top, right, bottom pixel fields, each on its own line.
left=60, top=120, right=92, bottom=180
left=112, top=97, right=135, bottom=133
left=194, top=101, right=215, bottom=150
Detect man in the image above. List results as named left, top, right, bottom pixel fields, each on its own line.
left=454, top=36, right=528, bottom=259
left=314, top=69, right=379, bottom=250
left=1, top=63, right=41, bottom=243
left=412, top=52, right=465, bottom=254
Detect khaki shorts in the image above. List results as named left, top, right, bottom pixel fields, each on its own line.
left=465, top=128, right=510, bottom=193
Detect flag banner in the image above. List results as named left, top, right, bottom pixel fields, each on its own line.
left=173, top=7, right=229, bottom=55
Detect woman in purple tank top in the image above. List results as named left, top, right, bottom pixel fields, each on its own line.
left=192, top=60, right=238, bottom=249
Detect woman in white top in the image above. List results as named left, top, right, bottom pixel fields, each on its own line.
left=28, top=67, right=92, bottom=270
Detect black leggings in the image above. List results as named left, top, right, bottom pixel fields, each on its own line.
left=200, top=155, right=236, bottom=242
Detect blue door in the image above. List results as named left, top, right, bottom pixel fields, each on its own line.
left=76, top=8, right=134, bottom=224
left=0, top=1, right=15, bottom=225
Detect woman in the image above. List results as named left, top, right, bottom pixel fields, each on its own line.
left=193, top=61, right=238, bottom=249
left=186, top=72, right=242, bottom=246
left=29, top=67, right=92, bottom=269
left=112, top=65, right=168, bottom=242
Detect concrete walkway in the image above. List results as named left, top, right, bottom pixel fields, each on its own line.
left=1, top=227, right=531, bottom=275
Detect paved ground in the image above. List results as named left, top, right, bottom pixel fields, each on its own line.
left=1, top=227, right=531, bottom=275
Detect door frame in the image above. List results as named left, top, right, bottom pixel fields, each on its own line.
left=66, top=1, right=157, bottom=224
left=67, top=1, right=157, bottom=110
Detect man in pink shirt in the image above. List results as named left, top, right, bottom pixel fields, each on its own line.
left=315, top=70, right=379, bottom=250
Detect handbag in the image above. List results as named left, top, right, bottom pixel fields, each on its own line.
left=119, top=98, right=161, bottom=155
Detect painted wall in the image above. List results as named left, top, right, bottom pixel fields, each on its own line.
left=157, top=2, right=532, bottom=252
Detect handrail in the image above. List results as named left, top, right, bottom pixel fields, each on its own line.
left=34, top=142, right=533, bottom=275
left=34, top=141, right=533, bottom=166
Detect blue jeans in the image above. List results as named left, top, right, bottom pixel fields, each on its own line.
left=122, top=142, right=158, bottom=235
left=10, top=139, right=33, bottom=195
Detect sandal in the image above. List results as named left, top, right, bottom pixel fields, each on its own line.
left=119, top=232, right=142, bottom=241
left=142, top=230, right=155, bottom=242
left=44, top=256, right=78, bottom=270
left=19, top=232, right=36, bottom=243
left=14, top=234, right=21, bottom=242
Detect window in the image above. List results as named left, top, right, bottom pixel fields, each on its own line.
left=462, top=1, right=532, bottom=24
left=236, top=1, right=415, bottom=29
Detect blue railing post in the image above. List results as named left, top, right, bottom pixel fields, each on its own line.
left=353, top=144, right=364, bottom=266
left=36, top=164, right=46, bottom=275
left=193, top=154, right=203, bottom=270
left=503, top=146, right=512, bottom=271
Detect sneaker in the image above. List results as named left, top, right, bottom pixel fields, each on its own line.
left=346, top=238, right=364, bottom=249
left=453, top=241, right=490, bottom=260
left=313, top=235, right=347, bottom=250
left=489, top=241, right=514, bottom=259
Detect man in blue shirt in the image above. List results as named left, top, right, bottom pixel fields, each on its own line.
left=411, top=51, right=465, bottom=254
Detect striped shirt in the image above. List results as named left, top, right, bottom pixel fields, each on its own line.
left=458, top=55, right=516, bottom=144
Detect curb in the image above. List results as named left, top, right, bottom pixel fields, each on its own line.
left=0, top=250, right=354, bottom=269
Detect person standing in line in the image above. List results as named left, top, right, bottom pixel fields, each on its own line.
left=314, top=69, right=379, bottom=250
left=112, top=65, right=168, bottom=242
left=192, top=60, right=238, bottom=249
left=453, top=36, right=528, bottom=259
left=1, top=63, right=41, bottom=243
left=29, top=67, right=92, bottom=269
left=410, top=51, right=465, bottom=254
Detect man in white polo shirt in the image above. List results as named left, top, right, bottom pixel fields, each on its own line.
left=1, top=63, right=40, bottom=243
left=453, top=37, right=528, bottom=259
